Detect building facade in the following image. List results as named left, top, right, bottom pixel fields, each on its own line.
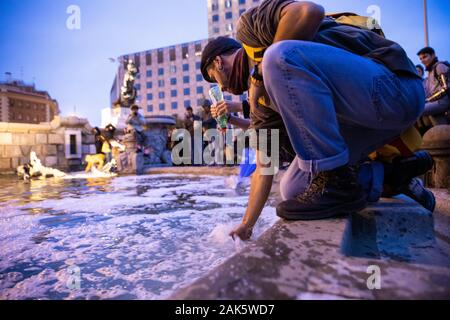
left=208, top=0, right=261, bottom=38
left=0, top=81, right=60, bottom=124
left=110, top=0, right=261, bottom=119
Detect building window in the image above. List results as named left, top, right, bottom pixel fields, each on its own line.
left=196, top=74, right=203, bottom=82
left=225, top=12, right=232, bottom=20
left=239, top=9, right=246, bottom=16
left=147, top=105, right=153, bottom=112
left=146, top=81, right=153, bottom=89
left=182, top=64, right=189, bottom=72
left=184, top=100, right=191, bottom=108
left=225, top=0, right=232, bottom=8
left=226, top=23, right=233, bottom=32
left=184, top=88, right=190, bottom=96
left=70, top=134, right=77, bottom=155
left=212, top=15, right=219, bottom=22
left=211, top=3, right=218, bottom=11
left=146, top=53, right=152, bottom=65
left=135, top=84, right=141, bottom=91
left=197, top=87, right=204, bottom=94
left=182, top=45, right=189, bottom=59
left=169, top=47, right=176, bottom=61
left=170, top=78, right=177, bottom=85
left=157, top=49, right=164, bottom=63
left=195, top=43, right=202, bottom=53
left=171, top=102, right=178, bottom=110
left=146, top=70, right=152, bottom=77
left=171, top=90, right=177, bottom=97
left=239, top=0, right=246, bottom=4
left=158, top=68, right=164, bottom=76
left=159, top=103, right=165, bottom=111
left=183, top=76, right=190, bottom=84
left=225, top=95, right=232, bottom=101
left=147, top=93, right=153, bottom=100
left=158, top=79, right=165, bottom=87
left=159, top=92, right=165, bottom=99
left=213, top=27, right=220, bottom=34
left=170, top=65, right=177, bottom=73
left=197, top=99, right=204, bottom=106
left=195, top=62, right=201, bottom=70
left=134, top=54, right=141, bottom=68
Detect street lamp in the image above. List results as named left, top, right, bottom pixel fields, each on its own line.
left=423, top=0, right=430, bottom=47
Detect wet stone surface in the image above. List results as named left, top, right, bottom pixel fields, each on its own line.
left=172, top=198, right=450, bottom=300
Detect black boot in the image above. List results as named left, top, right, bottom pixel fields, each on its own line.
left=277, top=165, right=367, bottom=220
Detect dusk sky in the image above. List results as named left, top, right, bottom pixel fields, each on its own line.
left=0, top=0, right=449, bottom=126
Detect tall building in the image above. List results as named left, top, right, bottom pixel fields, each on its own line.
left=0, top=80, right=60, bottom=124
left=110, top=0, right=261, bottom=120
left=208, top=0, right=261, bottom=38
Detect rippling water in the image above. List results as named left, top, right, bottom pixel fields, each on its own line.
left=0, top=174, right=278, bottom=300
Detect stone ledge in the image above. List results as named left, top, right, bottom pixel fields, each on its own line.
left=171, top=199, right=450, bottom=300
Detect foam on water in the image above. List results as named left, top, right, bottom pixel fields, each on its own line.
left=0, top=174, right=278, bottom=300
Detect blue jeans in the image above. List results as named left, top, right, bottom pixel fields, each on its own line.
left=263, top=40, right=425, bottom=174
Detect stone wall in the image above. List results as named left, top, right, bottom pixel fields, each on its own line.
left=0, top=116, right=95, bottom=174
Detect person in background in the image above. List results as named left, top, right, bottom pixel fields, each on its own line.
left=201, top=100, right=217, bottom=132
left=416, top=64, right=425, bottom=79
left=93, top=127, right=104, bottom=155
left=184, top=106, right=201, bottom=165
left=126, top=104, right=148, bottom=148
left=417, top=47, right=450, bottom=127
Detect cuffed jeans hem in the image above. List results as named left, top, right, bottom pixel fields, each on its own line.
left=297, top=149, right=349, bottom=174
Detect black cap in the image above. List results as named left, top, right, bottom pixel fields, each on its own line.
left=201, top=37, right=242, bottom=83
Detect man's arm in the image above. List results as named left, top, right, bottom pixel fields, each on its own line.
left=229, top=116, right=251, bottom=130
left=230, top=150, right=274, bottom=241
left=427, top=64, right=449, bottom=102
left=273, top=1, right=325, bottom=43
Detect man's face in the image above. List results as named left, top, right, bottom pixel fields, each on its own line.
left=419, top=53, right=436, bottom=68
left=207, top=56, right=232, bottom=93
left=186, top=109, right=193, bottom=117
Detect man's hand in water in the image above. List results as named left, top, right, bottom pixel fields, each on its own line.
left=211, top=101, right=243, bottom=118
left=230, top=223, right=253, bottom=241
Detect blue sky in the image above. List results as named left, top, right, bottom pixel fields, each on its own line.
left=0, top=0, right=449, bottom=126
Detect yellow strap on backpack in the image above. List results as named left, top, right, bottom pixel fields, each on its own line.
left=243, top=43, right=266, bottom=63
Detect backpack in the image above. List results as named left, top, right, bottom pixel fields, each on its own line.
left=244, top=12, right=385, bottom=63
left=327, top=12, right=385, bottom=38
left=433, top=61, right=450, bottom=81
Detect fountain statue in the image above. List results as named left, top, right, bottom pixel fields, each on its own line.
left=108, top=59, right=175, bottom=175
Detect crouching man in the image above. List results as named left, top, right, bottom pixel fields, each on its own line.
left=201, top=0, right=427, bottom=240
